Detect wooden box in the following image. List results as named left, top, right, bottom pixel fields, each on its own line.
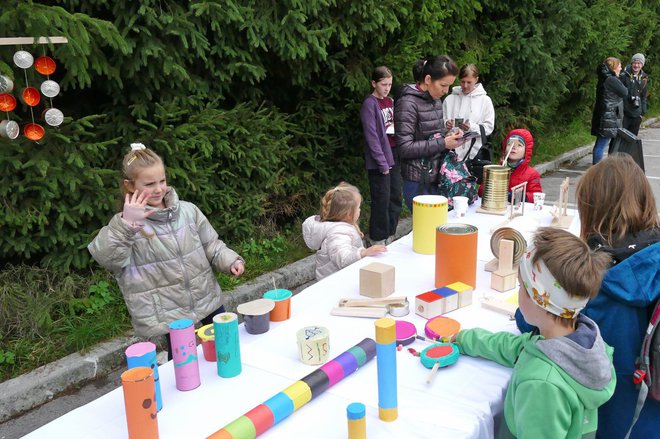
left=433, top=287, right=459, bottom=313
left=359, top=262, right=395, bottom=298
left=415, top=291, right=444, bottom=319
left=447, top=282, right=474, bottom=308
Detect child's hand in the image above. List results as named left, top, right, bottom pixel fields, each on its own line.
left=121, top=190, right=155, bottom=228
left=230, top=260, right=244, bottom=276
left=444, top=130, right=464, bottom=150
left=361, top=245, right=387, bottom=258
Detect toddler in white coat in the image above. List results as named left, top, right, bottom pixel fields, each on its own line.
left=303, top=182, right=387, bottom=280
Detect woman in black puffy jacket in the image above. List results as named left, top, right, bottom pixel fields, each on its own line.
left=590, top=57, right=627, bottom=165
left=394, top=55, right=463, bottom=210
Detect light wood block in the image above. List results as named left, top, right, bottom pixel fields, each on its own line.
left=480, top=296, right=518, bottom=317
left=415, top=292, right=444, bottom=319
left=359, top=262, right=395, bottom=298
left=550, top=214, right=574, bottom=229
left=491, top=270, right=517, bottom=292
left=447, top=282, right=474, bottom=308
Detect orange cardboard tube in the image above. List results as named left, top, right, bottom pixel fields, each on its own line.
left=121, top=366, right=159, bottom=439
left=435, top=224, right=478, bottom=288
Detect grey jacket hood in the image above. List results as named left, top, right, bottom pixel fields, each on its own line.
left=536, top=315, right=612, bottom=391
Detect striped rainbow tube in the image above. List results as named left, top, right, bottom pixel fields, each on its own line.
left=207, top=338, right=376, bottom=439
left=375, top=318, right=398, bottom=421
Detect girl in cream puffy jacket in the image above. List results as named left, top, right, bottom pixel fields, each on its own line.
left=303, top=182, right=386, bottom=280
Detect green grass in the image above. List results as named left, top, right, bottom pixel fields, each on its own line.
left=531, top=118, right=595, bottom=165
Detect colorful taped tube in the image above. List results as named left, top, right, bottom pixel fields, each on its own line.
left=207, top=338, right=376, bottom=439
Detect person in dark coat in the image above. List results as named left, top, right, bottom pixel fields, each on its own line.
left=619, top=53, right=649, bottom=136
left=394, top=55, right=463, bottom=210
left=590, top=57, right=628, bottom=164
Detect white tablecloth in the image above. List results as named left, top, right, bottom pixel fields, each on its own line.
left=25, top=202, right=579, bottom=439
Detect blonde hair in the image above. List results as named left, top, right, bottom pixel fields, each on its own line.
left=319, top=182, right=363, bottom=237
left=576, top=154, right=659, bottom=246
left=604, top=57, right=621, bottom=72
left=120, top=143, right=164, bottom=197
left=531, top=227, right=611, bottom=326
left=120, top=143, right=164, bottom=238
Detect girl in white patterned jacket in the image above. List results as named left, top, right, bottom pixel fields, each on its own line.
left=303, top=182, right=386, bottom=280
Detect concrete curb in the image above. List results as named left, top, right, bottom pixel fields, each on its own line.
left=4, top=115, right=659, bottom=421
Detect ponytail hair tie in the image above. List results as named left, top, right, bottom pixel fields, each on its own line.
left=130, top=142, right=146, bottom=151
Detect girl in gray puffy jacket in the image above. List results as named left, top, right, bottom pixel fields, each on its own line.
left=88, top=143, right=244, bottom=358
left=303, top=182, right=387, bottom=280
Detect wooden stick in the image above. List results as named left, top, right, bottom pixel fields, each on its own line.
left=331, top=307, right=388, bottom=319
left=0, top=37, right=68, bottom=46
left=426, top=362, right=440, bottom=384
left=338, top=296, right=407, bottom=308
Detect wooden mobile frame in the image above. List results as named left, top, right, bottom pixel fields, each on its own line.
left=550, top=177, right=574, bottom=228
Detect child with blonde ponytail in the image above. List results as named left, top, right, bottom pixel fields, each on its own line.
left=303, top=182, right=387, bottom=280
left=89, top=143, right=244, bottom=359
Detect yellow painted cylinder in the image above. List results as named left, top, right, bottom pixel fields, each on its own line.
left=375, top=318, right=396, bottom=344
left=412, top=195, right=448, bottom=254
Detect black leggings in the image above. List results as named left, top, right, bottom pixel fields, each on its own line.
left=165, top=304, right=226, bottom=361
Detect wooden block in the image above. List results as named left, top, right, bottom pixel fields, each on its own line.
left=415, top=292, right=444, bottom=319
left=447, top=282, right=474, bottom=308
left=498, top=239, right=515, bottom=272
left=433, top=287, right=459, bottom=313
left=359, top=262, right=395, bottom=298
left=550, top=214, right=574, bottom=229
left=491, top=270, right=517, bottom=292
left=484, top=258, right=498, bottom=272
left=480, top=296, right=518, bottom=317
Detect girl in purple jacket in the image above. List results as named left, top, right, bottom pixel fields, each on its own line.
left=360, top=66, right=402, bottom=246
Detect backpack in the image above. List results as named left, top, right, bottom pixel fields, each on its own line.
left=624, top=298, right=660, bottom=439
left=437, top=150, right=478, bottom=209
left=464, top=124, right=493, bottom=185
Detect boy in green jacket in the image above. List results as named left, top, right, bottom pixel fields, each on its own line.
left=456, top=227, right=616, bottom=438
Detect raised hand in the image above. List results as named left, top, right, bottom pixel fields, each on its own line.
left=121, top=189, right=155, bottom=228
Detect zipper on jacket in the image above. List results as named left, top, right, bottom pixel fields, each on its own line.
left=169, top=211, right=194, bottom=313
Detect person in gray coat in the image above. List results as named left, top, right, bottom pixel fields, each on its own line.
left=88, top=143, right=244, bottom=358
left=395, top=55, right=464, bottom=210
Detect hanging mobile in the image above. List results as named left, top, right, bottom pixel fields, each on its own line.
left=36, top=49, right=64, bottom=128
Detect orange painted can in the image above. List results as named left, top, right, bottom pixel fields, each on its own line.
left=435, top=224, right=478, bottom=289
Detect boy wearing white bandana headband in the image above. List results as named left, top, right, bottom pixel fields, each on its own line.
left=456, top=228, right=615, bottom=438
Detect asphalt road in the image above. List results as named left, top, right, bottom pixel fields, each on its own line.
left=2, top=122, right=659, bottom=439
left=540, top=121, right=660, bottom=208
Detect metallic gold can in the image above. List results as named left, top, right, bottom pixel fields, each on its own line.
left=481, top=165, right=511, bottom=212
